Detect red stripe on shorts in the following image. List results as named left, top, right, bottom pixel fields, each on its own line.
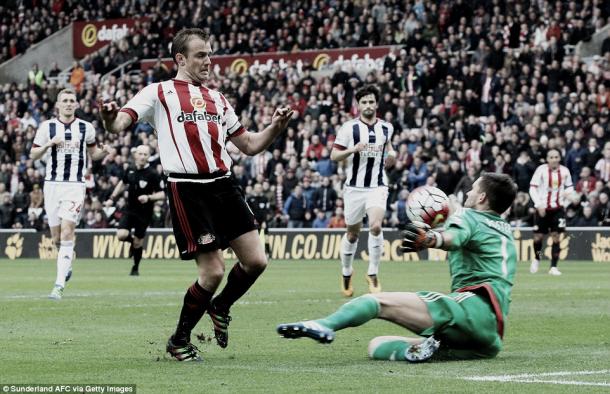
left=170, top=182, right=196, bottom=253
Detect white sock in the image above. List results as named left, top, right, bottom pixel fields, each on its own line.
left=341, top=234, right=358, bottom=276
left=55, top=240, right=74, bottom=288
left=367, top=232, right=383, bottom=276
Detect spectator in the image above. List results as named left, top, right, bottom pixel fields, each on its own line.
left=513, top=151, right=536, bottom=192
left=574, top=205, right=598, bottom=227
left=328, top=207, right=346, bottom=228
left=312, top=211, right=329, bottom=228
left=576, top=167, right=597, bottom=195
left=283, top=185, right=310, bottom=228
left=0, top=194, right=15, bottom=228
left=407, top=156, right=428, bottom=190
left=312, top=177, right=338, bottom=218
left=69, top=61, right=85, bottom=93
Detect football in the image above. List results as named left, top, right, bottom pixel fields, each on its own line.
left=406, top=186, right=450, bottom=228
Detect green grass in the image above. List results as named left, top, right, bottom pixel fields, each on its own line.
left=1, top=259, right=609, bottom=393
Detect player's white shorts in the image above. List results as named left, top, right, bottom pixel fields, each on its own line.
left=44, top=182, right=85, bottom=227
left=344, top=186, right=388, bottom=226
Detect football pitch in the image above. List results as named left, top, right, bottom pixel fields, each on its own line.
left=1, top=258, right=609, bottom=393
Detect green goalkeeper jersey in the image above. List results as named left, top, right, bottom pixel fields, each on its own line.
left=443, top=207, right=517, bottom=317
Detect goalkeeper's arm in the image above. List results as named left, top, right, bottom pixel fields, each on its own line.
left=400, top=222, right=459, bottom=252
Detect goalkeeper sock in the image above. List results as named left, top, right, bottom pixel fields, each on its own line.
left=341, top=234, right=358, bottom=276
left=316, top=294, right=380, bottom=331
left=368, top=338, right=412, bottom=361
left=533, top=238, right=542, bottom=260
left=55, top=240, right=74, bottom=288
left=212, top=262, right=259, bottom=311
left=550, top=242, right=560, bottom=267
left=174, top=280, right=213, bottom=344
left=132, top=246, right=143, bottom=269
left=367, top=232, right=383, bottom=276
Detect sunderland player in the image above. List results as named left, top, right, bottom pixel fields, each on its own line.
left=30, top=88, right=109, bottom=300
left=278, top=173, right=518, bottom=362
left=100, top=28, right=293, bottom=361
left=105, top=145, right=165, bottom=276
left=331, top=85, right=395, bottom=296
left=529, top=149, right=574, bottom=276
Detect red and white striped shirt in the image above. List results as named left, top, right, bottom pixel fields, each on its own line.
left=529, top=164, right=574, bottom=210
left=120, top=79, right=245, bottom=179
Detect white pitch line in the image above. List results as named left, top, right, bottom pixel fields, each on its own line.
left=507, top=379, right=610, bottom=387
left=464, top=370, right=610, bottom=387
left=465, top=370, right=609, bottom=380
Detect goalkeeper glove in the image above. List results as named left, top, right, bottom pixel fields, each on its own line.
left=401, top=222, right=444, bottom=252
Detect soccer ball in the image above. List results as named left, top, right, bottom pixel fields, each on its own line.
left=406, top=186, right=450, bottom=228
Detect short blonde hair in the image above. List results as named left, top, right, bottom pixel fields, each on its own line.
left=56, top=88, right=77, bottom=101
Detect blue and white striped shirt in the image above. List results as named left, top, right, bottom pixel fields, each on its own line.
left=333, top=118, right=394, bottom=188
left=33, top=118, right=96, bottom=183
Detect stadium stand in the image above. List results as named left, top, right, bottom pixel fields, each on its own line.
left=0, top=0, right=609, bottom=230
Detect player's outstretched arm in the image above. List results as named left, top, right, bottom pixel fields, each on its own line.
left=231, top=107, right=294, bottom=155
left=99, top=100, right=133, bottom=134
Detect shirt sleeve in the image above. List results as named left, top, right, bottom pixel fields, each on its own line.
left=563, top=167, right=574, bottom=191
left=529, top=166, right=544, bottom=208
left=220, top=94, right=246, bottom=140
left=333, top=123, right=351, bottom=151
left=121, top=83, right=157, bottom=125
left=85, top=122, right=96, bottom=146
left=33, top=121, right=48, bottom=147
left=443, top=207, right=474, bottom=250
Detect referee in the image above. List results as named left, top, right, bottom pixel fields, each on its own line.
left=105, top=145, right=165, bottom=275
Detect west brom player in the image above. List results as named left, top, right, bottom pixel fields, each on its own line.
left=331, top=85, right=395, bottom=296
left=105, top=145, right=165, bottom=276
left=30, top=88, right=109, bottom=300
left=100, top=28, right=293, bottom=361
left=529, top=149, right=574, bottom=276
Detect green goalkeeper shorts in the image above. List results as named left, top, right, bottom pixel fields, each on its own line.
left=416, top=291, right=502, bottom=360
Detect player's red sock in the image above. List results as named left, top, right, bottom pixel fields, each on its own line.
left=174, top=281, right=213, bottom=343
left=212, top=262, right=258, bottom=311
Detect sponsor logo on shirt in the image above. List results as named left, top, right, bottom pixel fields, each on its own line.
left=177, top=110, right=221, bottom=124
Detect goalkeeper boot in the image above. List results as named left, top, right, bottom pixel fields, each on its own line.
left=166, top=335, right=202, bottom=362
left=366, top=274, right=381, bottom=293
left=341, top=274, right=353, bottom=297
left=48, top=285, right=64, bottom=300
left=208, top=303, right=231, bottom=349
left=404, top=336, right=440, bottom=363
left=277, top=321, right=335, bottom=344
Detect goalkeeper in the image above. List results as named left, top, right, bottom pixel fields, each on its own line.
left=277, top=173, right=518, bottom=362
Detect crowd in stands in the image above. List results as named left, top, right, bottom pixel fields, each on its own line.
left=1, top=0, right=610, bottom=231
